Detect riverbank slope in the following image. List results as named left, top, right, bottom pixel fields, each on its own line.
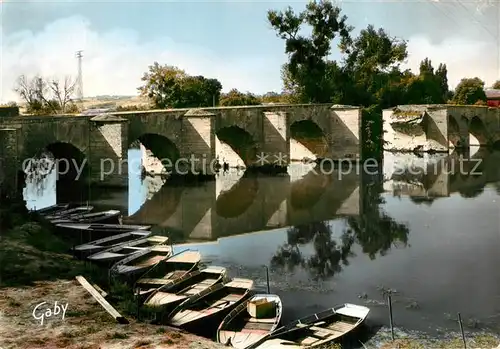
left=0, top=198, right=224, bottom=349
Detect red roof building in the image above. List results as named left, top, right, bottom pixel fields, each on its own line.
left=485, top=89, right=500, bottom=107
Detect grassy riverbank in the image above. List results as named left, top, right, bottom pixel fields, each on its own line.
left=0, top=198, right=224, bottom=349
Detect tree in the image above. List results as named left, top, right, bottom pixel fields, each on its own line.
left=219, top=89, right=261, bottom=106
left=492, top=80, right=500, bottom=89
left=267, top=1, right=352, bottom=103
left=451, top=77, right=487, bottom=105
left=138, top=62, right=222, bottom=109
left=14, top=75, right=78, bottom=115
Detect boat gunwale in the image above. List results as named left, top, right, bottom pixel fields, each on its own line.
left=134, top=249, right=201, bottom=292
left=167, top=284, right=254, bottom=326
left=216, top=293, right=283, bottom=345
left=73, top=231, right=152, bottom=251
left=246, top=304, right=370, bottom=349
left=142, top=267, right=227, bottom=308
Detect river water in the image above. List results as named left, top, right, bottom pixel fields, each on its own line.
left=23, top=146, right=500, bottom=339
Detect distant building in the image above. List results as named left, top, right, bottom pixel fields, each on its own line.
left=485, top=89, right=500, bottom=107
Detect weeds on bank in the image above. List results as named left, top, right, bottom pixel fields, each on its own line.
left=0, top=202, right=140, bottom=317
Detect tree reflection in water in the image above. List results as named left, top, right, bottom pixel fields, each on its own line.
left=271, top=171, right=410, bottom=281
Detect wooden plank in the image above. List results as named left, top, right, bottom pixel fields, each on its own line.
left=92, top=283, right=108, bottom=298
left=75, top=276, right=128, bottom=324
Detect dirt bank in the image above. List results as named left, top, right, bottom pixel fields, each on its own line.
left=0, top=280, right=223, bottom=349
left=0, top=200, right=223, bottom=349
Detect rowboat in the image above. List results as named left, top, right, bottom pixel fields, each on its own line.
left=72, top=230, right=152, bottom=258
left=51, top=210, right=121, bottom=224
left=44, top=206, right=94, bottom=219
left=143, top=266, right=227, bottom=313
left=166, top=278, right=254, bottom=331
left=217, top=294, right=282, bottom=348
left=35, top=203, right=70, bottom=215
left=87, top=235, right=168, bottom=264
left=134, top=250, right=201, bottom=299
left=55, top=222, right=151, bottom=244
left=56, top=223, right=151, bottom=234
left=110, top=245, right=173, bottom=277
left=247, top=303, right=370, bottom=348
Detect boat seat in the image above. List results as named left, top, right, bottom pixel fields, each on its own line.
left=309, top=326, right=340, bottom=334
left=300, top=336, right=320, bottom=345
left=137, top=278, right=172, bottom=285
left=248, top=318, right=275, bottom=323
left=328, top=321, right=355, bottom=333
left=221, top=294, right=241, bottom=302
left=199, top=280, right=215, bottom=285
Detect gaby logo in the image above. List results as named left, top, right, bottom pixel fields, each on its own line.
left=32, top=301, right=68, bottom=325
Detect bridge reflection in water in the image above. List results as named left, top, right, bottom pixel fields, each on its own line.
left=383, top=148, right=500, bottom=199
left=125, top=163, right=361, bottom=241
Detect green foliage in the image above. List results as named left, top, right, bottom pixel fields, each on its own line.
left=259, top=91, right=292, bottom=104
left=451, top=77, right=487, bottom=105
left=268, top=0, right=452, bottom=155
left=115, top=104, right=150, bottom=112
left=492, top=80, right=500, bottom=89
left=219, top=88, right=261, bottom=106
left=138, top=62, right=222, bottom=109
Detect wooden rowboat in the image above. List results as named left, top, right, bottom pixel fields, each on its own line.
left=247, top=303, right=370, bottom=348
left=51, top=210, right=121, bottom=224
left=143, top=266, right=227, bottom=314
left=134, top=250, right=201, bottom=299
left=217, top=294, right=282, bottom=349
left=87, top=235, right=168, bottom=264
left=56, top=223, right=150, bottom=234
left=72, top=230, right=152, bottom=258
left=110, top=245, right=173, bottom=277
left=35, top=203, right=70, bottom=215
left=44, top=206, right=94, bottom=219
left=166, top=278, right=254, bottom=332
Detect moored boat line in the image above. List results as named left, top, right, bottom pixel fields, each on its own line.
left=37, top=202, right=370, bottom=348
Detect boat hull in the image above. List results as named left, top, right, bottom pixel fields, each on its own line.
left=217, top=294, right=282, bottom=349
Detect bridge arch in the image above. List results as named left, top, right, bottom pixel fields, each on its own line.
left=132, top=133, right=180, bottom=173
left=216, top=126, right=258, bottom=167
left=468, top=116, right=489, bottom=146
left=21, top=141, right=88, bottom=184
left=290, top=120, right=328, bottom=160
left=215, top=174, right=259, bottom=218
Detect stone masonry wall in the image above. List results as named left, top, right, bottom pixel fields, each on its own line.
left=0, top=128, right=19, bottom=196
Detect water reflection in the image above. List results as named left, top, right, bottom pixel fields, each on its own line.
left=20, top=147, right=500, bottom=333
left=271, top=221, right=355, bottom=281
left=125, top=161, right=361, bottom=241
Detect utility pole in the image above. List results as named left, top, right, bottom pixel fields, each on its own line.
left=75, top=51, right=83, bottom=103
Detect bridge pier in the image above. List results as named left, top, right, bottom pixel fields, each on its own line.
left=260, top=111, right=290, bottom=166
left=89, top=115, right=129, bottom=187
left=179, top=110, right=216, bottom=176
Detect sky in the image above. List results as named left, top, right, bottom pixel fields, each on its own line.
left=1, top=0, right=500, bottom=103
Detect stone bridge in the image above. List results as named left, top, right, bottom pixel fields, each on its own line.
left=0, top=104, right=361, bottom=193
left=384, top=149, right=500, bottom=199
left=383, top=105, right=500, bottom=152
left=123, top=166, right=361, bottom=241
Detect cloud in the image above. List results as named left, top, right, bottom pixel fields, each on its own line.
left=2, top=14, right=498, bottom=104
left=0, top=15, right=282, bottom=103
left=404, top=35, right=497, bottom=90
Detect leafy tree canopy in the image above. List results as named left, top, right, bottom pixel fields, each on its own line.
left=138, top=62, right=222, bottom=109
left=451, top=77, right=487, bottom=105
left=219, top=89, right=261, bottom=106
